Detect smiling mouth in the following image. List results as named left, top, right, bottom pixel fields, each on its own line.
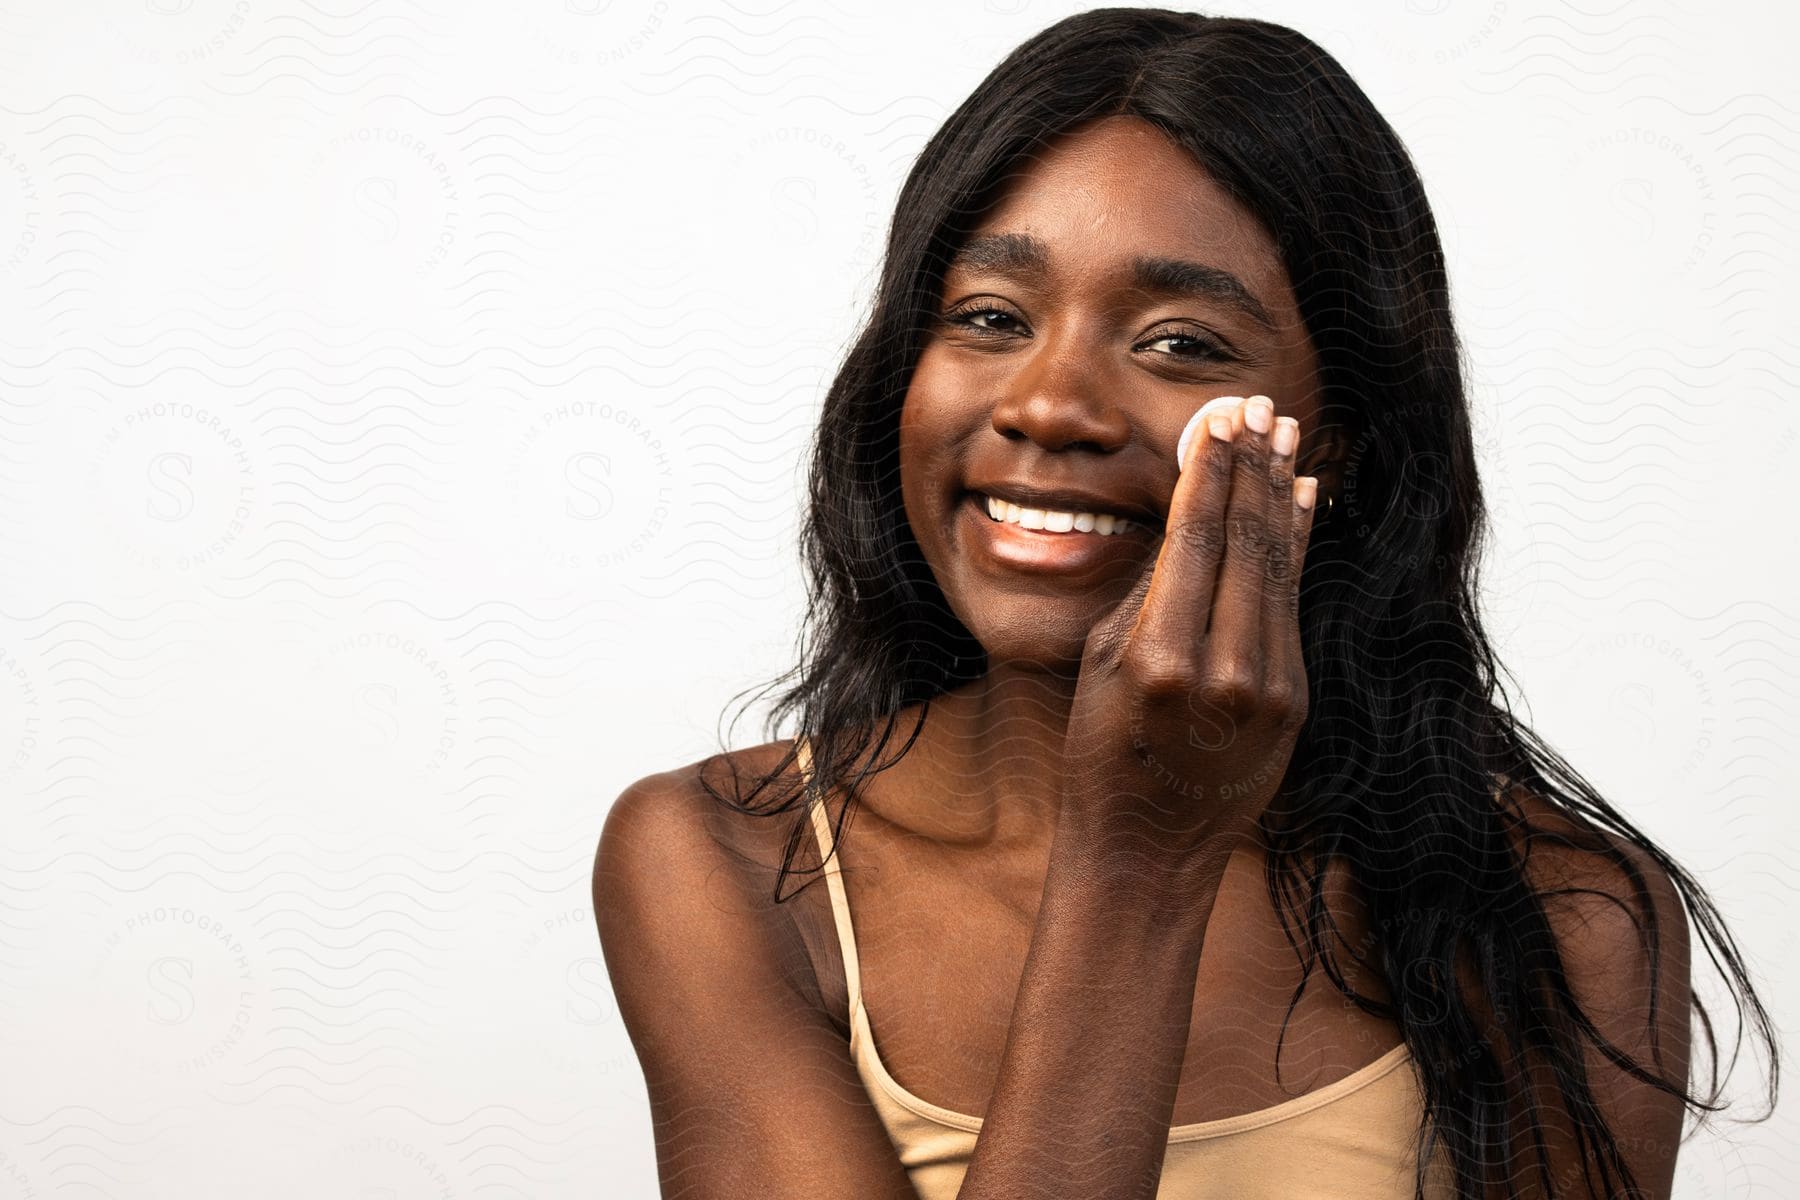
left=972, top=491, right=1161, bottom=536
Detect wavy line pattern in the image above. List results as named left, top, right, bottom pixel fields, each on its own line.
left=0, top=1, right=1793, bottom=1196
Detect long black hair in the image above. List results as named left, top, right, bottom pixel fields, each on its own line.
left=698, top=8, right=1779, bottom=1197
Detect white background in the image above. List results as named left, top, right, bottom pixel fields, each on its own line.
left=0, top=1, right=1793, bottom=1196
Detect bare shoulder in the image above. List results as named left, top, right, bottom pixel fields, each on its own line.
left=1461, top=781, right=1694, bottom=1198
left=599, top=737, right=807, bottom=868
left=592, top=738, right=817, bottom=992
left=1500, top=784, right=1689, bottom=961
left=591, top=741, right=922, bottom=1198
left=1517, top=786, right=1692, bottom=1075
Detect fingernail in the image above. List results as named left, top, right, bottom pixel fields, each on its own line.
left=1294, top=476, right=1318, bottom=510
left=1208, top=414, right=1234, bottom=441
left=1245, top=395, right=1272, bottom=434
left=1271, top=417, right=1297, bottom=456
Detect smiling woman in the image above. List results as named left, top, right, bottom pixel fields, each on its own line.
left=902, top=115, right=1336, bottom=661
left=593, top=8, right=1779, bottom=1200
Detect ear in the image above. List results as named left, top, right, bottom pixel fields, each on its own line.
left=1296, top=421, right=1356, bottom=508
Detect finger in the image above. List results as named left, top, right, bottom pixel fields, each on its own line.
left=1270, top=474, right=1318, bottom=719
left=1258, top=414, right=1300, bottom=646
left=1206, top=394, right=1278, bottom=656
left=1260, top=416, right=1309, bottom=694
left=1290, top=474, right=1319, bottom=609
left=1132, top=399, right=1243, bottom=652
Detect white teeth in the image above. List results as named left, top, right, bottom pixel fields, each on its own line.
left=980, top=493, right=1142, bottom=535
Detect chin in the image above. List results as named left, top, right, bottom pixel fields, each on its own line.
left=962, top=611, right=1095, bottom=677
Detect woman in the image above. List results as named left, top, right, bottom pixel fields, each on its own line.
left=594, top=9, right=1778, bottom=1198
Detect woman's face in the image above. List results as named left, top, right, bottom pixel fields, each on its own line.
left=899, top=114, right=1328, bottom=672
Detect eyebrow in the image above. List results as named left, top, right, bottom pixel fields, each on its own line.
left=945, top=231, right=1277, bottom=333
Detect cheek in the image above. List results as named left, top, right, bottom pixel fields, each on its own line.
left=901, top=344, right=957, bottom=428
left=895, top=390, right=946, bottom=554
left=897, top=358, right=966, bottom=502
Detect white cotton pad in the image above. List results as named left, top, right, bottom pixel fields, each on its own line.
left=1176, top=395, right=1249, bottom=472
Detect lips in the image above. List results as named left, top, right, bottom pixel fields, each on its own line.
left=957, top=489, right=1158, bottom=576
left=975, top=491, right=1148, bottom=535
left=961, top=482, right=1165, bottom=531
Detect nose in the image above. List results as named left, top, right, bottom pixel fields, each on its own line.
left=987, top=337, right=1132, bottom=454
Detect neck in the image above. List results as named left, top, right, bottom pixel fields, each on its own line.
left=902, top=662, right=1080, bottom=851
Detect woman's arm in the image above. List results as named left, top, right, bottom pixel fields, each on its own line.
left=594, top=769, right=920, bottom=1199
left=952, top=812, right=1231, bottom=1200
left=948, top=401, right=1311, bottom=1197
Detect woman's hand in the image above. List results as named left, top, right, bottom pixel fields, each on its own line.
left=1059, top=394, right=1318, bottom=874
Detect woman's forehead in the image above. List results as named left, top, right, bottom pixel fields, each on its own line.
left=958, top=117, right=1294, bottom=308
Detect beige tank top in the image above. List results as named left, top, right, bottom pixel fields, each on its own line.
left=796, top=736, right=1459, bottom=1199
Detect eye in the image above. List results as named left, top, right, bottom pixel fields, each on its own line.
left=940, top=300, right=1021, bottom=335
left=1139, top=325, right=1230, bottom=361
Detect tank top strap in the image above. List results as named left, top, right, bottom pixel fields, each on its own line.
left=797, top=735, right=865, bottom=1018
